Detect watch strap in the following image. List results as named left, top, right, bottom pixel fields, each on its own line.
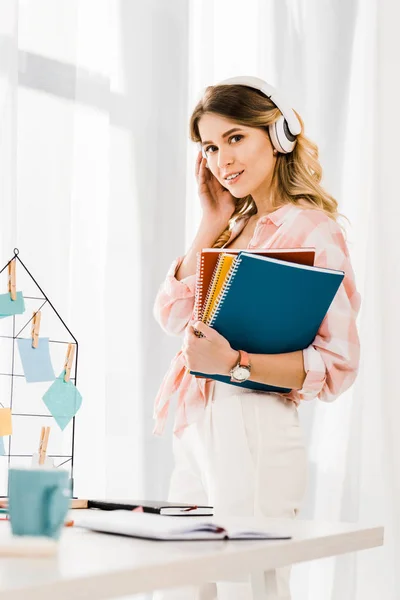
left=238, top=350, right=250, bottom=368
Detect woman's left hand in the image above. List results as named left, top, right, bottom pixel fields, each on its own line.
left=183, top=321, right=238, bottom=375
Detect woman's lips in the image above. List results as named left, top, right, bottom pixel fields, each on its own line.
left=224, top=170, right=244, bottom=185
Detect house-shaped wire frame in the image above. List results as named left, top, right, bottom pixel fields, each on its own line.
left=0, top=249, right=78, bottom=496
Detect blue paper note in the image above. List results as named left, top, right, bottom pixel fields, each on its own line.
left=0, top=291, right=25, bottom=318
left=0, top=437, right=5, bottom=456
left=42, top=370, right=82, bottom=430
left=17, top=337, right=55, bottom=383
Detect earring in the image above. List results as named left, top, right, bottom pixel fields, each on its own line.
left=273, top=149, right=278, bottom=156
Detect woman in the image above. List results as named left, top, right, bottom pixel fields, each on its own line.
left=152, top=76, right=361, bottom=600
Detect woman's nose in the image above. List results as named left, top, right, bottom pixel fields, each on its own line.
left=217, top=152, right=234, bottom=169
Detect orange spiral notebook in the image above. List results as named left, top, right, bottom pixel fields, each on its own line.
left=194, top=247, right=316, bottom=322
left=201, top=254, right=236, bottom=325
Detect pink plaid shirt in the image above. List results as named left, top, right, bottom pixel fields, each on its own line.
left=153, top=203, right=361, bottom=437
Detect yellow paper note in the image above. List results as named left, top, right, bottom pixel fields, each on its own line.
left=0, top=408, right=12, bottom=436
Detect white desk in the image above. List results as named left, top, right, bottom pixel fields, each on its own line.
left=0, top=510, right=384, bottom=600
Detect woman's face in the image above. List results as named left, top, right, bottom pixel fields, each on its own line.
left=198, top=113, right=277, bottom=199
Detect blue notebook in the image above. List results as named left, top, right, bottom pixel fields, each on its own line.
left=190, top=252, right=344, bottom=393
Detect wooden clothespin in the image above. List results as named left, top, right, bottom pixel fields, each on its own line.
left=38, top=426, right=50, bottom=465
left=31, top=311, right=41, bottom=349
left=38, top=426, right=45, bottom=461
left=63, top=344, right=75, bottom=383
left=8, top=260, right=16, bottom=301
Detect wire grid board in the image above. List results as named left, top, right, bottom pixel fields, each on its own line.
left=0, top=252, right=77, bottom=496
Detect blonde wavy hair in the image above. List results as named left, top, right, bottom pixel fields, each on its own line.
left=189, top=83, right=349, bottom=247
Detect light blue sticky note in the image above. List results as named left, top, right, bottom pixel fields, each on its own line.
left=17, top=337, right=55, bottom=383
left=0, top=437, right=5, bottom=456
left=42, top=370, right=82, bottom=431
left=0, top=291, right=25, bottom=318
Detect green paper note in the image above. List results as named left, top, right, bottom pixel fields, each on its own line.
left=42, top=370, right=82, bottom=430
left=0, top=291, right=25, bottom=318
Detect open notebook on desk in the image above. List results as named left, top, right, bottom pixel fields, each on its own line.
left=75, top=510, right=292, bottom=541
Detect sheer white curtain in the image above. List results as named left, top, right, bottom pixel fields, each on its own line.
left=0, top=1, right=18, bottom=256
left=184, top=0, right=397, bottom=599
left=1, top=0, right=110, bottom=496
left=1, top=0, right=399, bottom=598
left=0, top=0, right=191, bottom=503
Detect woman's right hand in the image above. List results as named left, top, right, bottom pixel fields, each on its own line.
left=195, top=150, right=237, bottom=225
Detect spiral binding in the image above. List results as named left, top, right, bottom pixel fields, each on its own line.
left=202, top=254, right=226, bottom=324
left=209, top=255, right=242, bottom=326
left=194, top=251, right=205, bottom=322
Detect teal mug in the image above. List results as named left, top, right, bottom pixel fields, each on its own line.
left=8, top=467, right=71, bottom=539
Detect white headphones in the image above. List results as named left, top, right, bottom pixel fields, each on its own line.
left=200, top=75, right=301, bottom=162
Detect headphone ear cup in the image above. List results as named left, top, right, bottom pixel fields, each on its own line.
left=269, top=116, right=297, bottom=154
left=201, top=146, right=210, bottom=169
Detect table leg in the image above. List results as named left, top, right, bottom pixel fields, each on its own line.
left=250, top=569, right=279, bottom=600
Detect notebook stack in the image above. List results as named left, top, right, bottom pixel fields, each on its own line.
left=191, top=247, right=344, bottom=393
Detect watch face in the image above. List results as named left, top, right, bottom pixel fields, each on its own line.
left=233, top=367, right=250, bottom=381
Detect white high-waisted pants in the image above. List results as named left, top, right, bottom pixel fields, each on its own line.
left=153, top=381, right=308, bottom=600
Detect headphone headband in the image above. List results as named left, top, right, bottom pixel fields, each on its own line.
left=216, top=75, right=301, bottom=136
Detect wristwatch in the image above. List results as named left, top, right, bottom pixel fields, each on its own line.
left=230, top=350, right=251, bottom=383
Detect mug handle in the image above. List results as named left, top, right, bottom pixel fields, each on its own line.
left=45, top=485, right=71, bottom=534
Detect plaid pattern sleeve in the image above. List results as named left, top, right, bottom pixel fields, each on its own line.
left=281, top=216, right=361, bottom=404
left=153, top=256, right=196, bottom=336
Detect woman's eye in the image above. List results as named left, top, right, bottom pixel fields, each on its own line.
left=205, top=134, right=243, bottom=155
